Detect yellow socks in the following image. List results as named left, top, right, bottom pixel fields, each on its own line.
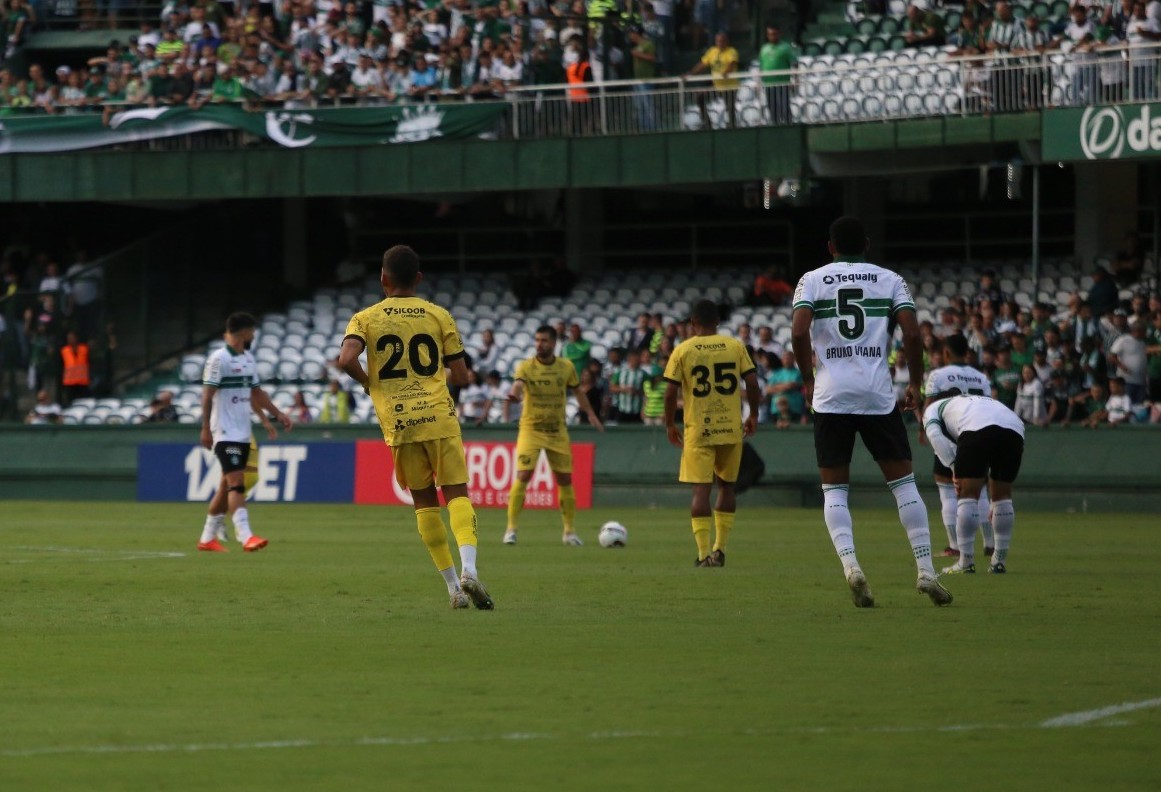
left=415, top=507, right=455, bottom=572
left=447, top=496, right=478, bottom=549
left=713, top=510, right=734, bottom=553
left=692, top=516, right=712, bottom=560
left=559, top=484, right=576, bottom=535
left=507, top=479, right=527, bottom=530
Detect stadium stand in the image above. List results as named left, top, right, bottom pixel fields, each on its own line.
left=29, top=255, right=1161, bottom=428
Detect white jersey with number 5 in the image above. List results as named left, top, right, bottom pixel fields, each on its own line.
left=925, top=364, right=990, bottom=399
left=793, top=261, right=915, bottom=415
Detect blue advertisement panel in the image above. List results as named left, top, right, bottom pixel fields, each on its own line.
left=137, top=443, right=355, bottom=503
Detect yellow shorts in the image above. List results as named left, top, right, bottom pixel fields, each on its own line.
left=391, top=436, right=470, bottom=491
left=679, top=443, right=743, bottom=485
left=515, top=428, right=572, bottom=473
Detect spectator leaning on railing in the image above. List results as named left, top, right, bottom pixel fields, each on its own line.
left=687, top=31, right=738, bottom=130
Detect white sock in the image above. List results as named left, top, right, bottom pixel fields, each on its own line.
left=200, top=514, right=225, bottom=544
left=822, top=484, right=859, bottom=573
left=991, top=499, right=1014, bottom=565
left=955, top=497, right=979, bottom=567
left=936, top=482, right=958, bottom=549
left=888, top=474, right=934, bottom=576
left=231, top=508, right=253, bottom=542
left=439, top=566, right=461, bottom=594
left=978, top=488, right=994, bottom=548
left=459, top=545, right=478, bottom=579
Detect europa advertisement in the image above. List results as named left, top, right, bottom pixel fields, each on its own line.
left=0, top=104, right=507, bottom=154
left=137, top=440, right=594, bottom=508
left=353, top=440, right=594, bottom=509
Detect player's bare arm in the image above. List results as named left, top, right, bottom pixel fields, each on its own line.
left=252, top=397, right=278, bottom=440
left=252, top=386, right=291, bottom=431
left=790, top=307, right=815, bottom=407
left=896, top=309, right=924, bottom=412
left=507, top=379, right=525, bottom=402
left=338, top=337, right=369, bottom=390
left=446, top=356, right=471, bottom=388
left=199, top=384, right=215, bottom=449
left=742, top=371, right=760, bottom=437
left=572, top=386, right=604, bottom=432
left=663, top=380, right=682, bottom=448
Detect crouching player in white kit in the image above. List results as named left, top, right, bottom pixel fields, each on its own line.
left=792, top=216, right=952, bottom=608
left=922, top=394, right=1024, bottom=574
left=921, top=334, right=996, bottom=559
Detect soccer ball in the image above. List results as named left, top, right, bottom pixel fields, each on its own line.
left=598, top=521, right=628, bottom=548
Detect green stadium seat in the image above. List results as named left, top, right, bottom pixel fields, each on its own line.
left=945, top=10, right=961, bottom=28
left=1012, top=4, right=1028, bottom=18
left=1032, top=0, right=1050, bottom=17
left=888, top=34, right=907, bottom=50
left=846, top=37, right=867, bottom=53
left=1051, top=0, right=1068, bottom=16
left=879, top=15, right=902, bottom=33
left=868, top=35, right=888, bottom=52
left=857, top=17, right=878, bottom=34
left=803, top=40, right=824, bottom=56
left=825, top=39, right=845, bottom=55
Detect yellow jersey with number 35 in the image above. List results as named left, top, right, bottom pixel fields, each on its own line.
left=344, top=296, right=467, bottom=446
left=663, top=334, right=755, bottom=447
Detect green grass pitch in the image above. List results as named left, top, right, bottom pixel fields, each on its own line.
left=1, top=501, right=1159, bottom=791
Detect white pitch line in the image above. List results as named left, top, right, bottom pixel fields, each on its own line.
left=1040, top=698, right=1161, bottom=728
left=2, top=701, right=1157, bottom=761
left=6, top=546, right=185, bottom=563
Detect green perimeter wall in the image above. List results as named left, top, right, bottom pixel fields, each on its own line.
left=0, top=425, right=1157, bottom=513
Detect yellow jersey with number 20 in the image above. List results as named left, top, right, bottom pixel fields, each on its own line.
left=663, top=334, right=755, bottom=447
left=344, top=296, right=467, bottom=447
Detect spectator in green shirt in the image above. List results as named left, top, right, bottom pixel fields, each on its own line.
left=991, top=347, right=1020, bottom=408
left=562, top=323, right=592, bottom=377
left=1009, top=333, right=1034, bottom=368
left=904, top=2, right=946, bottom=48
left=758, top=25, right=795, bottom=124
left=211, top=65, right=245, bottom=103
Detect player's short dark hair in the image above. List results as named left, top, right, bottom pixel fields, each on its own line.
left=829, top=216, right=868, bottom=257
left=943, top=334, right=969, bottom=358
left=535, top=324, right=557, bottom=341
left=226, top=312, right=256, bottom=333
left=690, top=299, right=720, bottom=326
left=382, top=245, right=421, bottom=286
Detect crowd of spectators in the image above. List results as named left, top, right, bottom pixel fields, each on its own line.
left=1, top=243, right=113, bottom=416
left=891, top=268, right=1161, bottom=427
left=0, top=0, right=717, bottom=116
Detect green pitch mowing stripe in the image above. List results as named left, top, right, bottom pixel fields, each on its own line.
left=1, top=502, right=1159, bottom=792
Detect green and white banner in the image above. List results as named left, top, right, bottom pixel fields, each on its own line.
left=0, top=103, right=507, bottom=154
left=1043, top=103, right=1161, bottom=162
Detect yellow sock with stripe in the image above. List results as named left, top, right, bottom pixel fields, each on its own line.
left=712, top=510, right=734, bottom=553
left=415, top=507, right=457, bottom=584
left=447, top=496, right=479, bottom=579
left=692, top=516, right=712, bottom=560
left=507, top=479, right=527, bottom=530
left=559, top=485, right=576, bottom=535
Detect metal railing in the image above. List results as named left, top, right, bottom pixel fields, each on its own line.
left=5, top=43, right=1161, bottom=151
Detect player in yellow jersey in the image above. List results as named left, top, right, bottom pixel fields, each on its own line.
left=663, top=299, right=761, bottom=567
left=337, top=245, right=493, bottom=610
left=503, top=325, right=604, bottom=546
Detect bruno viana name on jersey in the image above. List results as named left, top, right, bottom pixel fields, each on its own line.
left=825, top=345, right=883, bottom=360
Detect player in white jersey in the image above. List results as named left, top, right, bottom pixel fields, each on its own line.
left=923, top=394, right=1025, bottom=574
left=791, top=216, right=952, bottom=608
left=920, top=334, right=995, bottom=558
left=197, top=312, right=291, bottom=553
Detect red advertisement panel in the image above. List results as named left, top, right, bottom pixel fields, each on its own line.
left=354, top=440, right=594, bottom=508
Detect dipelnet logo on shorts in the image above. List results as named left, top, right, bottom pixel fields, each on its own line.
left=1079, top=105, right=1161, bottom=160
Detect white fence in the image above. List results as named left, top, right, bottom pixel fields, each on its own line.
left=505, top=42, right=1161, bottom=138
